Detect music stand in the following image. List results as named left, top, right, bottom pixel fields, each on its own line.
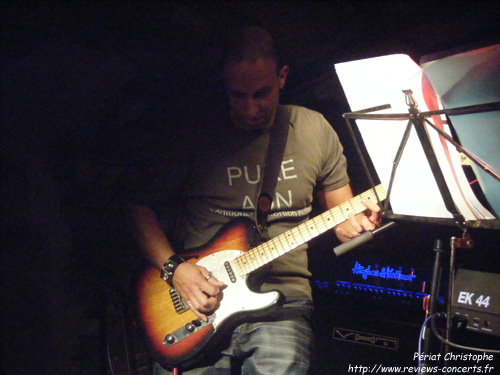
left=342, top=95, right=500, bottom=365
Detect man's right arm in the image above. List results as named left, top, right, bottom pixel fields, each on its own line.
left=128, top=204, right=177, bottom=269
left=128, top=204, right=224, bottom=321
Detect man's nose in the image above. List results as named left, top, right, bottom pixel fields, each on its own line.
left=243, top=99, right=260, bottom=117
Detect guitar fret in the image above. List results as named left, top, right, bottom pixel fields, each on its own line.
left=238, top=254, right=251, bottom=275
left=258, top=243, right=269, bottom=261
left=262, top=243, right=273, bottom=261
left=243, top=255, right=254, bottom=272
left=296, top=225, right=308, bottom=242
left=339, top=201, right=353, bottom=220
left=315, top=214, right=329, bottom=234
left=279, top=235, right=290, bottom=254
left=241, top=257, right=251, bottom=275
left=252, top=249, right=264, bottom=269
left=316, top=215, right=330, bottom=233
left=283, top=231, right=295, bottom=249
left=329, top=206, right=343, bottom=225
left=311, top=216, right=324, bottom=235
left=271, top=236, right=285, bottom=257
left=255, top=244, right=268, bottom=266
left=248, top=247, right=260, bottom=268
left=304, top=219, right=318, bottom=240
left=268, top=239, right=280, bottom=259
left=292, top=227, right=306, bottom=246
left=293, top=226, right=307, bottom=244
left=256, top=248, right=266, bottom=268
left=288, top=229, right=303, bottom=250
left=320, top=209, right=338, bottom=229
left=233, top=258, right=242, bottom=276
left=351, top=196, right=364, bottom=211
left=265, top=242, right=275, bottom=259
left=285, top=231, right=294, bottom=247
left=302, top=219, right=314, bottom=239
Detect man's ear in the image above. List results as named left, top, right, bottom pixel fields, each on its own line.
left=278, top=65, right=289, bottom=89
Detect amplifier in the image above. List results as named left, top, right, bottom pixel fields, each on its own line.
left=451, top=269, right=500, bottom=337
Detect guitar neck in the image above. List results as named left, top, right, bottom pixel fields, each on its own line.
left=234, top=184, right=386, bottom=276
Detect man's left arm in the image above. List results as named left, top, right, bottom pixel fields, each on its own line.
left=317, top=184, right=381, bottom=243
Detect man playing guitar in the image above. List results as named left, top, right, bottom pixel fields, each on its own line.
left=129, top=25, right=381, bottom=375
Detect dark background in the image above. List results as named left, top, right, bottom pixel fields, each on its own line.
left=2, top=2, right=500, bottom=374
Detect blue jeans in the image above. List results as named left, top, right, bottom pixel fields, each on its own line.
left=153, top=299, right=313, bottom=375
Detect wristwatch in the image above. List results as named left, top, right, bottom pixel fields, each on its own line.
left=160, top=254, right=185, bottom=287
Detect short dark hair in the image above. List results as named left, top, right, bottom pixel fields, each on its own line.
left=223, top=26, right=281, bottom=70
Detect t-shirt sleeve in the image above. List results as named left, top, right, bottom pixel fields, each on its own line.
left=316, top=114, right=349, bottom=191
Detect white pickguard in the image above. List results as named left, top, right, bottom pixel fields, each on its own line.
left=196, top=250, right=281, bottom=330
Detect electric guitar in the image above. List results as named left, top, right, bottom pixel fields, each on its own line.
left=134, top=184, right=386, bottom=369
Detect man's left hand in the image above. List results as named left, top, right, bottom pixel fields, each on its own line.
left=335, top=198, right=382, bottom=241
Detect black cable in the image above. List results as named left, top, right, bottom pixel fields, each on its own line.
left=430, top=313, right=500, bottom=354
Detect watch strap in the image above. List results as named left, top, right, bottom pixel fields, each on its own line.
left=160, top=254, right=185, bottom=286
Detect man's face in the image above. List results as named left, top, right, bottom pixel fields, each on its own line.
left=225, top=58, right=288, bottom=131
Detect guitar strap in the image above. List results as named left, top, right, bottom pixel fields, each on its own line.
left=255, top=106, right=290, bottom=236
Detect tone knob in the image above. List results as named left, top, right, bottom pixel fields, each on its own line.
left=164, top=334, right=176, bottom=345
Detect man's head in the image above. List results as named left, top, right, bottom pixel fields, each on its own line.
left=223, top=26, right=289, bottom=131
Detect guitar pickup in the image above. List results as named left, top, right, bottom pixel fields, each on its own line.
left=225, top=261, right=236, bottom=283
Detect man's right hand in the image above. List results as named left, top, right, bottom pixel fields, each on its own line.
left=172, top=262, right=225, bottom=322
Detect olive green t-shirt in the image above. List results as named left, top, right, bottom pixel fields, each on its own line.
left=179, top=105, right=349, bottom=301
